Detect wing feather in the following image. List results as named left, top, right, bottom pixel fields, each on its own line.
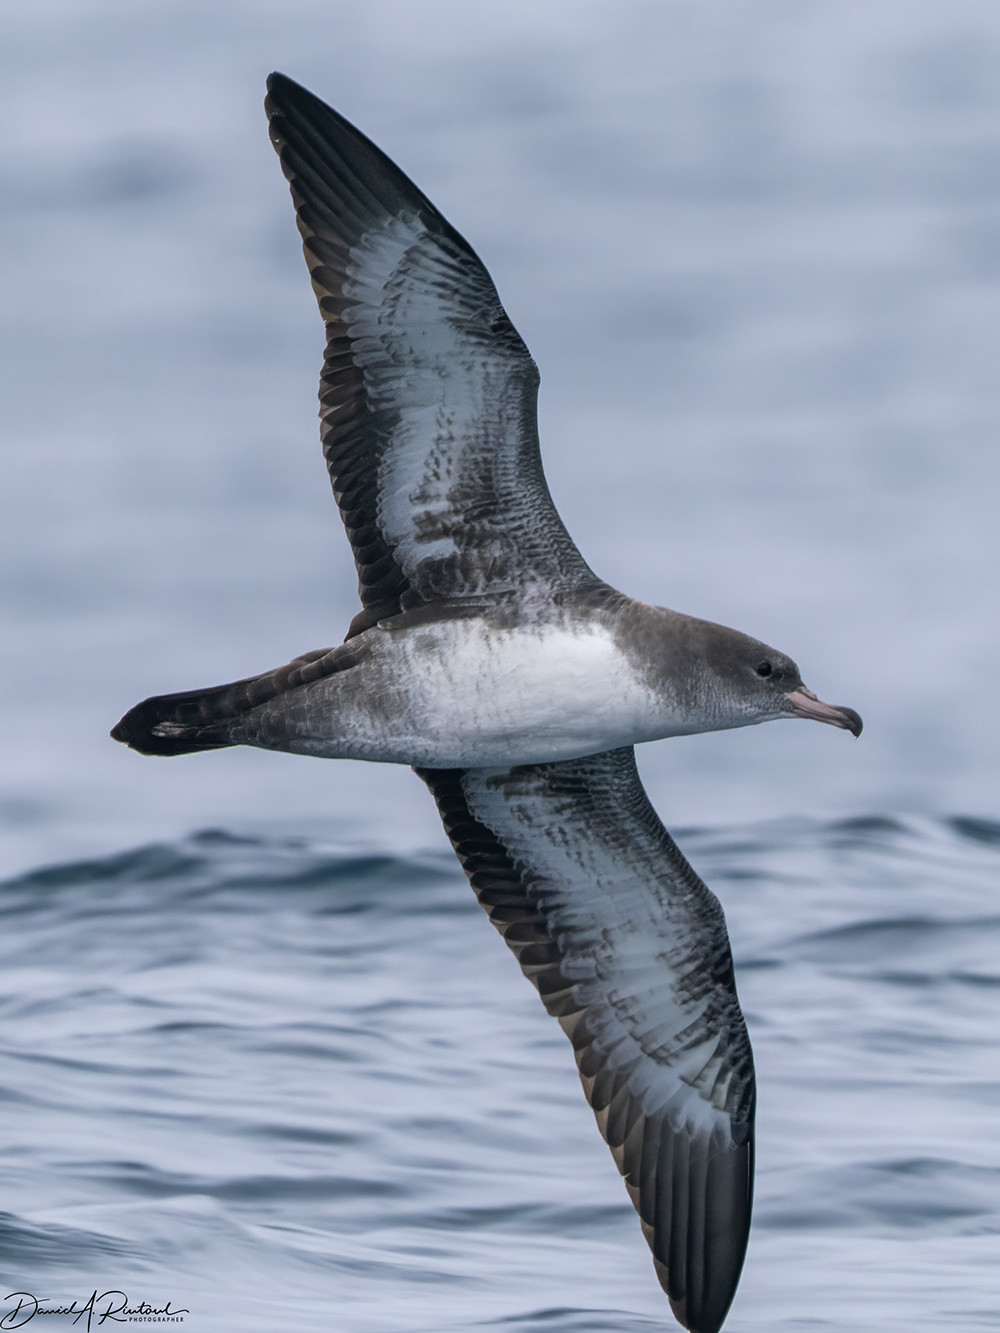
left=416, top=748, right=754, bottom=1333
left=265, top=74, right=596, bottom=634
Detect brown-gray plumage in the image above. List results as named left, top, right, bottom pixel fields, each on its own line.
left=112, top=72, right=863, bottom=1332
left=264, top=72, right=598, bottom=638
left=417, top=748, right=754, bottom=1333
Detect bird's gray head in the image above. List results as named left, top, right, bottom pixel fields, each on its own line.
left=667, top=615, right=863, bottom=738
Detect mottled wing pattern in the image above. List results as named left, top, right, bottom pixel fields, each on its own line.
left=417, top=748, right=754, bottom=1333
left=265, top=75, right=596, bottom=635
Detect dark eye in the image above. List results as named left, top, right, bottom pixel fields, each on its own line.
left=755, top=661, right=773, bottom=678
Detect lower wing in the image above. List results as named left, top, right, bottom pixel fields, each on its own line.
left=416, top=747, right=755, bottom=1333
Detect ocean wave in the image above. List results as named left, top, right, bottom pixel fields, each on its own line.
left=0, top=816, right=997, bottom=1330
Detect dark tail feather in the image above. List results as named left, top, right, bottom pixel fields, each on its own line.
left=110, top=679, right=255, bottom=756
left=111, top=646, right=346, bottom=757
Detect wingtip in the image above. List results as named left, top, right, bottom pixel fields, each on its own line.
left=264, top=71, right=317, bottom=110
left=264, top=71, right=304, bottom=121
left=649, top=1126, right=752, bottom=1333
left=265, top=71, right=287, bottom=114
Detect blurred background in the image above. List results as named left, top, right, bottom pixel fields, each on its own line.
left=3, top=5, right=1000, bottom=1331
left=3, top=0, right=999, bottom=873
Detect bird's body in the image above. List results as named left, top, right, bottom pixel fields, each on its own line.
left=112, top=74, right=861, bottom=1333
left=236, top=603, right=664, bottom=767
left=146, top=594, right=830, bottom=768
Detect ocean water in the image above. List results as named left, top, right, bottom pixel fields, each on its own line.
left=3, top=0, right=1000, bottom=1328
left=2, top=815, right=999, bottom=1331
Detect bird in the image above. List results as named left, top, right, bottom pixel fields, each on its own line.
left=112, top=73, right=862, bottom=1333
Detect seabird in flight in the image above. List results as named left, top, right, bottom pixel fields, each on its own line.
left=112, top=74, right=861, bottom=1333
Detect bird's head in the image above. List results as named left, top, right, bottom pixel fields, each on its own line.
left=663, top=615, right=863, bottom=738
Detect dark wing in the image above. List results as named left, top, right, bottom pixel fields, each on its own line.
left=417, top=748, right=754, bottom=1333
left=265, top=74, right=597, bottom=636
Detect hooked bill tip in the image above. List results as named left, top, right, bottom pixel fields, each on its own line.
left=842, top=707, right=863, bottom=738
left=787, top=688, right=863, bottom=737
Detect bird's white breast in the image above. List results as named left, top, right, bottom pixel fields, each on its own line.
left=324, top=617, right=668, bottom=768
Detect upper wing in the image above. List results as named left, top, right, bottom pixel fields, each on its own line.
left=417, top=748, right=754, bottom=1333
left=265, top=74, right=597, bottom=636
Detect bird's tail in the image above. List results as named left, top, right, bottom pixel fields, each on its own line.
left=111, top=679, right=257, bottom=756
left=111, top=647, right=340, bottom=756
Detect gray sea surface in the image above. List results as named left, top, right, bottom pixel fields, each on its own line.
left=3, top=1, right=1000, bottom=1329
left=2, top=818, right=1000, bottom=1331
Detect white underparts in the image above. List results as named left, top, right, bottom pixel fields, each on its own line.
left=253, top=618, right=673, bottom=768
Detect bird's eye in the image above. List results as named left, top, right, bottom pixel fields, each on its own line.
left=755, top=661, right=773, bottom=678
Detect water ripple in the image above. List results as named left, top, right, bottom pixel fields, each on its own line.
left=0, top=816, right=998, bottom=1330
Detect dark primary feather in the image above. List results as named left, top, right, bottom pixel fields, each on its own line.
left=417, top=748, right=755, bottom=1333
left=264, top=73, right=597, bottom=636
